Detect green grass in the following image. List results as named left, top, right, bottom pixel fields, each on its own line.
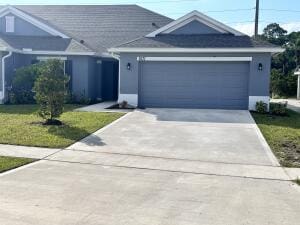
left=251, top=109, right=300, bottom=168
left=0, top=156, right=36, bottom=173
left=0, top=105, right=124, bottom=148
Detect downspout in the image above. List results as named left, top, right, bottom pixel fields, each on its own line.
left=1, top=51, right=12, bottom=103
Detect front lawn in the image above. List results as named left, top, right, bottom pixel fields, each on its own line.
left=0, top=105, right=124, bottom=148
left=251, top=110, right=300, bottom=167
left=0, top=156, right=36, bottom=173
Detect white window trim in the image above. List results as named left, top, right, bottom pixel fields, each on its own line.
left=0, top=6, right=69, bottom=38
left=146, top=10, right=245, bottom=37
left=5, top=16, right=14, bottom=33
left=137, top=57, right=253, bottom=62
left=36, top=56, right=68, bottom=61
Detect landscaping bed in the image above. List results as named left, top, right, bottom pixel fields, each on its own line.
left=252, top=109, right=300, bottom=167
left=0, top=105, right=124, bottom=148
left=0, top=156, right=36, bottom=173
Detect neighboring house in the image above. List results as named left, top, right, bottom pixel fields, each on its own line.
left=0, top=5, right=283, bottom=110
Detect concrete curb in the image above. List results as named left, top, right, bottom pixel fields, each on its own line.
left=248, top=111, right=281, bottom=166
left=66, top=112, right=133, bottom=150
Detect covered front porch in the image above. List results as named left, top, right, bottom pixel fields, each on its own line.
left=0, top=51, right=119, bottom=104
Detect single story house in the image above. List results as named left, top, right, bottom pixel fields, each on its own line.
left=0, top=5, right=283, bottom=109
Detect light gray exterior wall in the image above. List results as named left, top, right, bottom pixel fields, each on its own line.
left=118, top=52, right=272, bottom=108
left=1, top=53, right=102, bottom=102
left=170, top=20, right=222, bottom=35
left=0, top=13, right=51, bottom=36
left=0, top=52, right=3, bottom=92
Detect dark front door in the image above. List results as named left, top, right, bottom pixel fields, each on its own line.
left=102, top=61, right=119, bottom=101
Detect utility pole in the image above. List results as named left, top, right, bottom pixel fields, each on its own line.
left=255, top=0, right=260, bottom=37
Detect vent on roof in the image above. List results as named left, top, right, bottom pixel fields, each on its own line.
left=80, top=40, right=85, bottom=44
left=152, top=22, right=159, bottom=28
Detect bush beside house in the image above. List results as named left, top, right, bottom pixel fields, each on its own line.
left=8, top=61, right=91, bottom=105
left=9, top=63, right=43, bottom=104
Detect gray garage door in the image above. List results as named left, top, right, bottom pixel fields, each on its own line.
left=139, top=61, right=249, bottom=109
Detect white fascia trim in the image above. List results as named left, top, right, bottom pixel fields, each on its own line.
left=19, top=50, right=97, bottom=56
left=146, top=10, right=244, bottom=37
left=138, top=57, right=252, bottom=62
left=249, top=96, right=270, bottom=111
left=109, top=47, right=285, bottom=53
left=2, top=47, right=97, bottom=56
left=0, top=6, right=69, bottom=38
left=118, top=94, right=138, bottom=107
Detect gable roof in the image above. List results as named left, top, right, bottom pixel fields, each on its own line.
left=0, top=6, right=69, bottom=38
left=113, top=34, right=277, bottom=48
left=0, top=34, right=93, bottom=54
left=109, top=34, right=284, bottom=53
left=2, top=5, right=173, bottom=55
left=146, top=10, right=244, bottom=37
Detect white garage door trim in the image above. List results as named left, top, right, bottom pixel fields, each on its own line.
left=137, top=57, right=252, bottom=62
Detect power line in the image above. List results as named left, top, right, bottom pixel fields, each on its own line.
left=167, top=8, right=254, bottom=15
left=226, top=20, right=254, bottom=24
left=261, top=8, right=300, bottom=13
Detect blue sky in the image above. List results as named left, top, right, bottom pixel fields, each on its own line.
left=1, top=0, right=300, bottom=35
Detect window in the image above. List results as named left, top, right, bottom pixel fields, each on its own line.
left=36, top=56, right=68, bottom=74
left=5, top=16, right=15, bottom=33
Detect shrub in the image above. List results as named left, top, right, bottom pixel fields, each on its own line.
left=270, top=69, right=297, bottom=97
left=256, top=101, right=268, bottom=114
left=78, top=91, right=91, bottom=105
left=9, top=63, right=43, bottom=104
left=64, top=90, right=92, bottom=105
left=33, top=59, right=69, bottom=125
left=269, top=102, right=288, bottom=116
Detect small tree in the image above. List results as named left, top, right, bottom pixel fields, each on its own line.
left=33, top=59, right=69, bottom=125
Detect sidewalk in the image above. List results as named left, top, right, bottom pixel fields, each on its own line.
left=0, top=144, right=61, bottom=159
left=271, top=98, right=300, bottom=113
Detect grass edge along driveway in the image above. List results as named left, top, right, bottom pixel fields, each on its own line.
left=0, top=105, right=125, bottom=148
left=251, top=109, right=300, bottom=168
left=0, top=156, right=36, bottom=173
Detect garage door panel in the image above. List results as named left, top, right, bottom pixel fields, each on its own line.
left=139, top=61, right=249, bottom=109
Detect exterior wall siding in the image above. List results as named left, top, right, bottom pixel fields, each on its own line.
left=0, top=13, right=51, bottom=36
left=1, top=54, right=103, bottom=103
left=170, top=20, right=222, bottom=35
left=119, top=52, right=272, bottom=109
left=0, top=52, right=3, bottom=102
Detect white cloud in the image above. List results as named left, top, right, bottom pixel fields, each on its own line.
left=232, top=23, right=255, bottom=36
left=232, top=22, right=300, bottom=36
left=281, top=22, right=300, bottom=33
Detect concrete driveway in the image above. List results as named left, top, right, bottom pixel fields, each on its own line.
left=68, top=109, right=278, bottom=166
left=1, top=109, right=300, bottom=225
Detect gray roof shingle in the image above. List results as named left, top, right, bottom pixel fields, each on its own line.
left=114, top=34, right=277, bottom=48
left=0, top=34, right=92, bottom=52
left=10, top=5, right=173, bottom=54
